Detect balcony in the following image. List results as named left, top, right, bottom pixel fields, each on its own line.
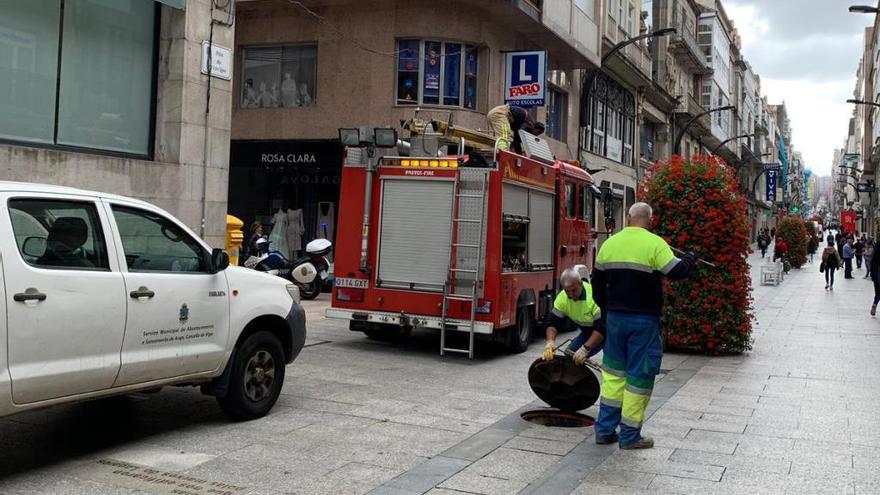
left=602, top=25, right=653, bottom=88
left=668, top=22, right=712, bottom=75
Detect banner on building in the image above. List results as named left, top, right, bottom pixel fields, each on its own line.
left=504, top=51, right=547, bottom=107
left=841, top=210, right=857, bottom=234
left=766, top=171, right=777, bottom=202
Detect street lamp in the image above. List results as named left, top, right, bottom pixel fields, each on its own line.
left=847, top=98, right=880, bottom=108
left=601, top=28, right=677, bottom=65
left=673, top=105, right=735, bottom=154
left=711, top=133, right=755, bottom=156
left=849, top=5, right=880, bottom=13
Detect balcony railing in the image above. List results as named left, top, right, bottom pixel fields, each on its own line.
left=668, top=19, right=711, bottom=74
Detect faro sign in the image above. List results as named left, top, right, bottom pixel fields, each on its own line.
left=504, top=51, right=547, bottom=107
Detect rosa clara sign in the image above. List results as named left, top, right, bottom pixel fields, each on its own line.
left=504, top=51, right=547, bottom=107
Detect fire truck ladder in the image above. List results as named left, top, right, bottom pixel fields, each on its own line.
left=440, top=167, right=490, bottom=359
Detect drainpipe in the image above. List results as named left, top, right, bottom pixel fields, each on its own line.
left=200, top=0, right=216, bottom=239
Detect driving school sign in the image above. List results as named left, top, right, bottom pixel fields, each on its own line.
left=504, top=51, right=547, bottom=107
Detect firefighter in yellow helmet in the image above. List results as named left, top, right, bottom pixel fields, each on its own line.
left=591, top=202, right=695, bottom=449
left=487, top=104, right=545, bottom=153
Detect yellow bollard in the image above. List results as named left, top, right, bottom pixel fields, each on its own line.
left=226, top=215, right=244, bottom=266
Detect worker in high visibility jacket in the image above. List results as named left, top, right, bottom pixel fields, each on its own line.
left=541, top=268, right=604, bottom=365
left=487, top=104, right=545, bottom=153
left=591, top=202, right=696, bottom=449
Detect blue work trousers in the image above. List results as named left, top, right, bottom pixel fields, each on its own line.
left=594, top=311, right=663, bottom=446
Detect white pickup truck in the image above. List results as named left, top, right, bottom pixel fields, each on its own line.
left=0, top=181, right=306, bottom=420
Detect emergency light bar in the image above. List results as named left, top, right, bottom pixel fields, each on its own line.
left=381, top=158, right=460, bottom=168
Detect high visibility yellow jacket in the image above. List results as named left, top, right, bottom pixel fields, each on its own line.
left=592, top=226, right=694, bottom=315
left=549, top=281, right=604, bottom=335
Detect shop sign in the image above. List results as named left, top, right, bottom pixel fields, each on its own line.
left=230, top=140, right=343, bottom=170
left=260, top=153, right=317, bottom=165
left=504, top=51, right=547, bottom=107
left=842, top=210, right=857, bottom=234
left=766, top=171, right=777, bottom=202
left=762, top=162, right=781, bottom=171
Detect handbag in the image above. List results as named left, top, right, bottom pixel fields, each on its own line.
left=820, top=262, right=825, bottom=273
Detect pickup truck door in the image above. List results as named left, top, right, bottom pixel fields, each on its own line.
left=2, top=194, right=126, bottom=404
left=105, top=202, right=230, bottom=386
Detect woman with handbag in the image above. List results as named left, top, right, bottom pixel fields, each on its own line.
left=871, top=246, right=880, bottom=316
left=822, top=240, right=841, bottom=291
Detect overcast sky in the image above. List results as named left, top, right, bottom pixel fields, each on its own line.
left=723, top=0, right=874, bottom=176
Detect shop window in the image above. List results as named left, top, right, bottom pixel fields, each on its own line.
left=581, top=71, right=635, bottom=165
left=396, top=40, right=478, bottom=110
left=1, top=0, right=157, bottom=156
left=565, top=182, right=576, bottom=218
left=547, top=87, right=567, bottom=142
left=241, top=44, right=318, bottom=109
left=641, top=121, right=656, bottom=162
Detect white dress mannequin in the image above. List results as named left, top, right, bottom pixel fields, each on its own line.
left=268, top=209, right=290, bottom=256
left=286, top=208, right=305, bottom=259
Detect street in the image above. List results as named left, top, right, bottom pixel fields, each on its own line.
left=0, top=252, right=876, bottom=495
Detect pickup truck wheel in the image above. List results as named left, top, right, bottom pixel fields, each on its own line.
left=217, top=331, right=285, bottom=421
left=507, top=307, right=534, bottom=354
left=299, top=282, right=321, bottom=300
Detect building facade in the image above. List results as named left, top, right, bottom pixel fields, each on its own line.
left=0, top=0, right=235, bottom=247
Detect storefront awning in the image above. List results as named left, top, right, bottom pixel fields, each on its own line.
left=155, top=0, right=186, bottom=9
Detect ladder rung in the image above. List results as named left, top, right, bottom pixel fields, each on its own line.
left=457, top=194, right=483, bottom=198
left=455, top=218, right=482, bottom=223
left=442, top=348, right=472, bottom=354
left=445, top=295, right=475, bottom=301
left=450, top=268, right=478, bottom=273
left=453, top=243, right=480, bottom=249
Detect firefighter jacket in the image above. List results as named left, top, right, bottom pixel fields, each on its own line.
left=591, top=226, right=694, bottom=316
left=548, top=281, right=604, bottom=336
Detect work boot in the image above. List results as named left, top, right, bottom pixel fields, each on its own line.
left=620, top=437, right=654, bottom=450
left=872, top=304, right=877, bottom=317
left=595, top=433, right=619, bottom=445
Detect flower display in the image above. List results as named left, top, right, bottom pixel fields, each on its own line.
left=777, top=216, right=808, bottom=268
left=640, top=155, right=753, bottom=354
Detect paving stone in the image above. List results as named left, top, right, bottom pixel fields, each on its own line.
left=502, top=435, right=578, bottom=456
left=581, top=466, right=655, bottom=489
left=383, top=456, right=469, bottom=493
left=669, top=448, right=792, bottom=474
left=467, top=447, right=560, bottom=484
left=438, top=470, right=528, bottom=495
left=678, top=429, right=741, bottom=454
left=600, top=455, right=725, bottom=482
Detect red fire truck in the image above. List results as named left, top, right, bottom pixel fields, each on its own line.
left=326, top=121, right=597, bottom=357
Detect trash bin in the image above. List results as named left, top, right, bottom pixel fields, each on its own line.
left=226, top=215, right=244, bottom=266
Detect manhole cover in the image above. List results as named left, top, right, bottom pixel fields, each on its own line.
left=527, top=356, right=600, bottom=411
left=520, top=409, right=595, bottom=428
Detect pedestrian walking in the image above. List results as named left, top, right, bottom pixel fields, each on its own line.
left=855, top=237, right=865, bottom=269
left=757, top=230, right=770, bottom=259
left=871, top=248, right=880, bottom=316
left=843, top=240, right=855, bottom=279
left=821, top=240, right=841, bottom=290
left=542, top=269, right=605, bottom=366
left=865, top=240, right=874, bottom=279
left=808, top=235, right=818, bottom=264
left=590, top=203, right=696, bottom=450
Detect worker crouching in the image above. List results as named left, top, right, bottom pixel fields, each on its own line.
left=591, top=203, right=696, bottom=449
left=542, top=268, right=605, bottom=366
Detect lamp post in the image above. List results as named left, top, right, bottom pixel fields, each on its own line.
left=711, top=133, right=755, bottom=156
left=601, top=28, right=677, bottom=65
left=673, top=105, right=735, bottom=154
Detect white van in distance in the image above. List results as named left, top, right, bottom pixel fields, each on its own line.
left=0, top=181, right=306, bottom=420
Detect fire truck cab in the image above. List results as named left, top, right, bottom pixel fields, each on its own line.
left=326, top=121, right=597, bottom=358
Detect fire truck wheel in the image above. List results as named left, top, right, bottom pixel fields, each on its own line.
left=508, top=307, right=534, bottom=353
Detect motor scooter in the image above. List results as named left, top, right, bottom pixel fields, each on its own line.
left=243, top=237, right=332, bottom=300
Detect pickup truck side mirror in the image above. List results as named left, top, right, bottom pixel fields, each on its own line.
left=22, top=237, right=47, bottom=258
left=209, top=248, right=230, bottom=274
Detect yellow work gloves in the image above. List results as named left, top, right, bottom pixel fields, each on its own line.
left=573, top=346, right=589, bottom=366
left=542, top=341, right=556, bottom=361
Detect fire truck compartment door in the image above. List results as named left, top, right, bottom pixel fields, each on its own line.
left=378, top=179, right=454, bottom=291
left=529, top=191, right=554, bottom=265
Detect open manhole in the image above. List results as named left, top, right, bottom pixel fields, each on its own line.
left=521, top=409, right=595, bottom=428
left=527, top=356, right=600, bottom=411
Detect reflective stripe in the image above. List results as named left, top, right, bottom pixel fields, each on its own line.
left=603, top=367, right=625, bottom=378
left=625, top=383, right=653, bottom=396
left=551, top=308, right=565, bottom=318
left=593, top=261, right=654, bottom=273
left=600, top=397, right=622, bottom=408
left=621, top=416, right=643, bottom=429
left=659, top=257, right=681, bottom=275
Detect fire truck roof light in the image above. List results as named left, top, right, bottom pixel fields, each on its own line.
left=401, top=159, right=411, bottom=167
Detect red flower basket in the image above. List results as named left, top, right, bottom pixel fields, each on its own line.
left=777, top=217, right=808, bottom=268
left=640, top=155, right=753, bottom=354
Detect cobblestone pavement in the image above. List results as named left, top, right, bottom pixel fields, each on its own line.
left=1, top=250, right=878, bottom=494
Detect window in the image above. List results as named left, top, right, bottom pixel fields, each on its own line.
left=641, top=122, right=656, bottom=162
left=580, top=185, right=594, bottom=223
left=628, top=5, right=636, bottom=36
left=9, top=199, right=109, bottom=270
left=112, top=206, right=206, bottom=273
left=581, top=71, right=635, bottom=166
left=547, top=87, right=567, bottom=141
left=609, top=0, right=617, bottom=19
left=619, top=1, right=627, bottom=29
left=1, top=0, right=157, bottom=156
left=565, top=182, right=576, bottom=218
left=241, top=45, right=317, bottom=108
left=396, top=40, right=478, bottom=109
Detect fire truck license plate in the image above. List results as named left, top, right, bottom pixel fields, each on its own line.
left=335, top=277, right=368, bottom=289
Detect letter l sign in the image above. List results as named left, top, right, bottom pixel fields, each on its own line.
left=519, top=59, right=532, bottom=81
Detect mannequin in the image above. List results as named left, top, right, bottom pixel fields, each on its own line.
left=315, top=201, right=335, bottom=241
left=268, top=208, right=290, bottom=257
left=286, top=207, right=305, bottom=259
